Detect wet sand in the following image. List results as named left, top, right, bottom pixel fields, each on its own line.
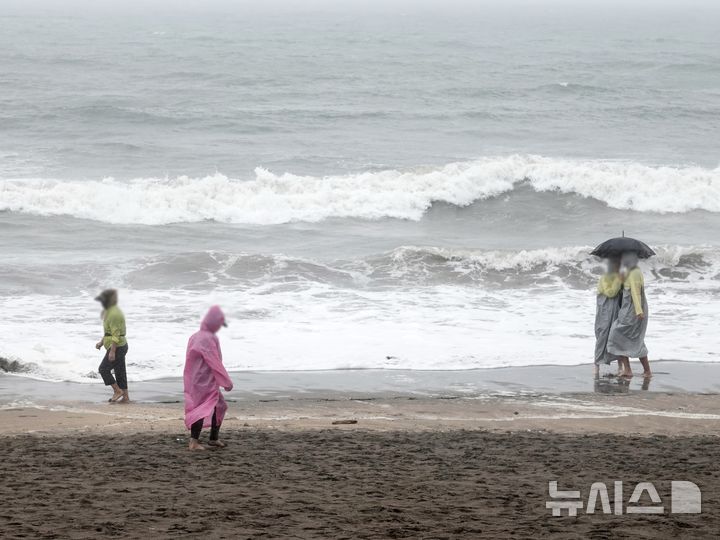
left=2, top=392, right=720, bottom=436
left=2, top=363, right=719, bottom=538
left=1, top=429, right=718, bottom=539
left=3, top=361, right=720, bottom=404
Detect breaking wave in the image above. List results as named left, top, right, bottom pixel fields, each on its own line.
left=1, top=155, right=719, bottom=225
left=111, top=245, right=720, bottom=291
left=1, top=245, right=717, bottom=297
left=3, top=245, right=719, bottom=382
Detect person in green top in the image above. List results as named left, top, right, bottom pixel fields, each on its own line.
left=594, top=257, right=622, bottom=376
left=607, top=252, right=651, bottom=379
left=95, top=289, right=130, bottom=403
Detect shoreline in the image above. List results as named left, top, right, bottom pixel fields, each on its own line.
left=3, top=360, right=719, bottom=437
left=3, top=360, right=720, bottom=405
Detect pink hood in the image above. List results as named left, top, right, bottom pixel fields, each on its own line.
left=201, top=305, right=226, bottom=333
left=183, top=306, right=233, bottom=430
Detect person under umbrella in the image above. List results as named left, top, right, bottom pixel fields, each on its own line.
left=607, top=252, right=651, bottom=378
left=184, top=305, right=233, bottom=451
left=594, top=256, right=622, bottom=376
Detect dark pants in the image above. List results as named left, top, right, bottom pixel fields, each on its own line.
left=98, top=344, right=128, bottom=390
left=191, top=407, right=220, bottom=441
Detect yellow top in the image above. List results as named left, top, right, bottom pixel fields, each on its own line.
left=624, top=267, right=645, bottom=316
left=102, top=305, right=127, bottom=349
left=597, top=273, right=622, bottom=298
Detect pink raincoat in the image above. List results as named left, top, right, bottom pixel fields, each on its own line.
left=184, top=306, right=233, bottom=430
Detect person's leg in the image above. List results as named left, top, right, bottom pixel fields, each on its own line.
left=615, top=357, right=624, bottom=376
left=619, top=357, right=633, bottom=377
left=208, top=408, right=226, bottom=447
left=114, top=345, right=130, bottom=402
left=625, top=357, right=634, bottom=377
left=639, top=356, right=651, bottom=378
left=189, top=417, right=205, bottom=451
left=98, top=350, right=123, bottom=402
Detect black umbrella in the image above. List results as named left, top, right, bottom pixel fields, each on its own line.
left=591, top=235, right=655, bottom=259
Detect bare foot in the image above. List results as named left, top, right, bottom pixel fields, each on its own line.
left=189, top=439, right=206, bottom=451
left=642, top=371, right=652, bottom=379
left=108, top=391, right=123, bottom=403
left=208, top=440, right=226, bottom=448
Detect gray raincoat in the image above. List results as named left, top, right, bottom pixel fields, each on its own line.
left=594, top=263, right=622, bottom=365
left=607, top=254, right=649, bottom=358
left=595, top=287, right=621, bottom=364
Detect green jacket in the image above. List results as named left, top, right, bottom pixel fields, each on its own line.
left=103, top=305, right=127, bottom=349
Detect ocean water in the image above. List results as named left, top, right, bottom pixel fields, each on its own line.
left=1, top=1, right=719, bottom=382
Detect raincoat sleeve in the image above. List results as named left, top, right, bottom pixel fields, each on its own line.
left=597, top=274, right=622, bottom=297
left=204, top=338, right=234, bottom=390
left=626, top=269, right=644, bottom=316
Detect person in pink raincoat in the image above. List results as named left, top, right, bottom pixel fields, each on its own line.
left=184, top=305, right=233, bottom=451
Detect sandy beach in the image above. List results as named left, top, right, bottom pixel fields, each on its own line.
left=2, top=429, right=718, bottom=539
left=2, top=363, right=719, bottom=538
left=3, top=1, right=719, bottom=538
